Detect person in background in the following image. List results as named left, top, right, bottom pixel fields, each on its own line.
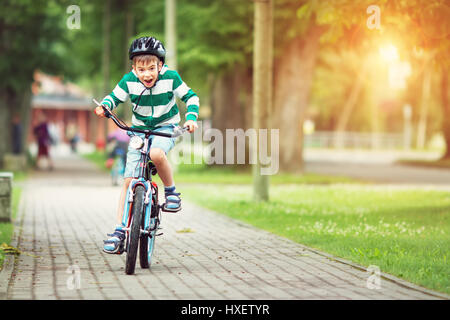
left=66, top=121, right=80, bottom=153
left=33, top=113, right=54, bottom=170
left=11, top=114, right=22, bottom=155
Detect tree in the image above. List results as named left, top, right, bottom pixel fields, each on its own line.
left=272, top=0, right=326, bottom=172
left=175, top=0, right=254, bottom=165
left=0, top=0, right=67, bottom=167
left=405, top=1, right=450, bottom=156
left=253, top=0, right=273, bottom=201
left=442, top=69, right=450, bottom=157
left=273, top=0, right=450, bottom=168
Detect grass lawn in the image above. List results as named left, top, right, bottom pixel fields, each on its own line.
left=82, top=151, right=110, bottom=172
left=182, top=182, right=450, bottom=295
left=0, top=182, right=23, bottom=270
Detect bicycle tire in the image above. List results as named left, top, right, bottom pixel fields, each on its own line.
left=139, top=213, right=150, bottom=268
left=141, top=219, right=158, bottom=268
left=125, top=185, right=145, bottom=275
left=140, top=203, right=158, bottom=268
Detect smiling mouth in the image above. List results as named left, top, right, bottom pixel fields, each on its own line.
left=143, top=79, right=153, bottom=87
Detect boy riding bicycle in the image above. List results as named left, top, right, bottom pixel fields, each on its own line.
left=94, top=36, right=199, bottom=254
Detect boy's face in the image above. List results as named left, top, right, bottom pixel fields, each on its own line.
left=133, top=59, right=162, bottom=88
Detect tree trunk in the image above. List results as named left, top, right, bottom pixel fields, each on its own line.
left=417, top=62, right=431, bottom=149
left=100, top=0, right=111, bottom=148
left=252, top=0, right=273, bottom=201
left=165, top=0, right=177, bottom=70
left=441, top=68, right=450, bottom=159
left=19, top=88, right=33, bottom=154
left=103, top=0, right=111, bottom=96
left=0, top=86, right=32, bottom=168
left=0, top=90, right=13, bottom=167
left=122, top=0, right=134, bottom=123
left=273, top=25, right=323, bottom=173
left=210, top=65, right=252, bottom=166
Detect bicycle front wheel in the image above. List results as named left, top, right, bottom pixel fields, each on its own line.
left=140, top=217, right=157, bottom=269
left=125, top=185, right=145, bottom=275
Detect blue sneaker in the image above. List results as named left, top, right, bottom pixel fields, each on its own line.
left=103, top=226, right=125, bottom=254
left=163, top=187, right=181, bottom=212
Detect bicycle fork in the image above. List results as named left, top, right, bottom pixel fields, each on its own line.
left=121, top=179, right=161, bottom=238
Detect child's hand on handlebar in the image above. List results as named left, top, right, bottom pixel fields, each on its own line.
left=94, top=105, right=111, bottom=118
left=183, top=120, right=198, bottom=133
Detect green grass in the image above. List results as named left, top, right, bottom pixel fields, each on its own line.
left=0, top=170, right=27, bottom=270
left=82, top=151, right=110, bottom=172
left=0, top=186, right=22, bottom=270
left=183, top=184, right=450, bottom=294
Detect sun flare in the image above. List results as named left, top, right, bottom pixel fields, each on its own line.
left=379, top=44, right=399, bottom=62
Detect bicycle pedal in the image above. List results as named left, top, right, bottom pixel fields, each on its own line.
left=156, top=233, right=163, bottom=236
left=117, top=242, right=125, bottom=255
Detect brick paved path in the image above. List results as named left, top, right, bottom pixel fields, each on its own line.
left=4, top=155, right=448, bottom=300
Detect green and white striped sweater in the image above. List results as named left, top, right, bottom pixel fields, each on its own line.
left=101, top=65, right=199, bottom=130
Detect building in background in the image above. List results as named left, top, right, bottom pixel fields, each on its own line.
left=29, top=71, right=109, bottom=150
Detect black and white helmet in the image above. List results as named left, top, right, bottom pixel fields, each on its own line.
left=128, top=36, right=166, bottom=63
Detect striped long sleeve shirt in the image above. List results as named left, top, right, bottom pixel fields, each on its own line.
left=101, top=65, right=199, bottom=130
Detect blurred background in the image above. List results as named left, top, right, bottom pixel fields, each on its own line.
left=0, top=0, right=449, bottom=173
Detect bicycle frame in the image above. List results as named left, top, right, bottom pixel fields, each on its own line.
left=102, top=110, right=170, bottom=232
left=120, top=131, right=156, bottom=236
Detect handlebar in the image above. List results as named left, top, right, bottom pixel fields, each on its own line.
left=93, top=99, right=188, bottom=138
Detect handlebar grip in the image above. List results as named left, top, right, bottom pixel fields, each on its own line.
left=171, top=126, right=190, bottom=138
left=102, top=105, right=112, bottom=118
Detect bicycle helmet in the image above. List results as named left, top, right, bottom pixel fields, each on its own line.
left=129, top=36, right=166, bottom=63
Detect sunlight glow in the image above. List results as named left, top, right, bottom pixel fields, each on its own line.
left=379, top=44, right=399, bottom=62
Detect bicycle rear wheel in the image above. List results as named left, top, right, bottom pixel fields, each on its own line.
left=125, top=185, right=145, bottom=275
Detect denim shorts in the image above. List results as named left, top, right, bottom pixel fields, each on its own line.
left=124, top=125, right=176, bottom=178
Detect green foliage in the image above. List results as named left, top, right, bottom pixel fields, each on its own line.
left=2, top=0, right=447, bottom=96
left=0, top=186, right=22, bottom=270
left=1, top=0, right=448, bottom=136
left=175, top=0, right=253, bottom=94
left=178, top=0, right=252, bottom=68
left=0, top=0, right=67, bottom=91
left=59, top=0, right=254, bottom=99
left=55, top=1, right=103, bottom=80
